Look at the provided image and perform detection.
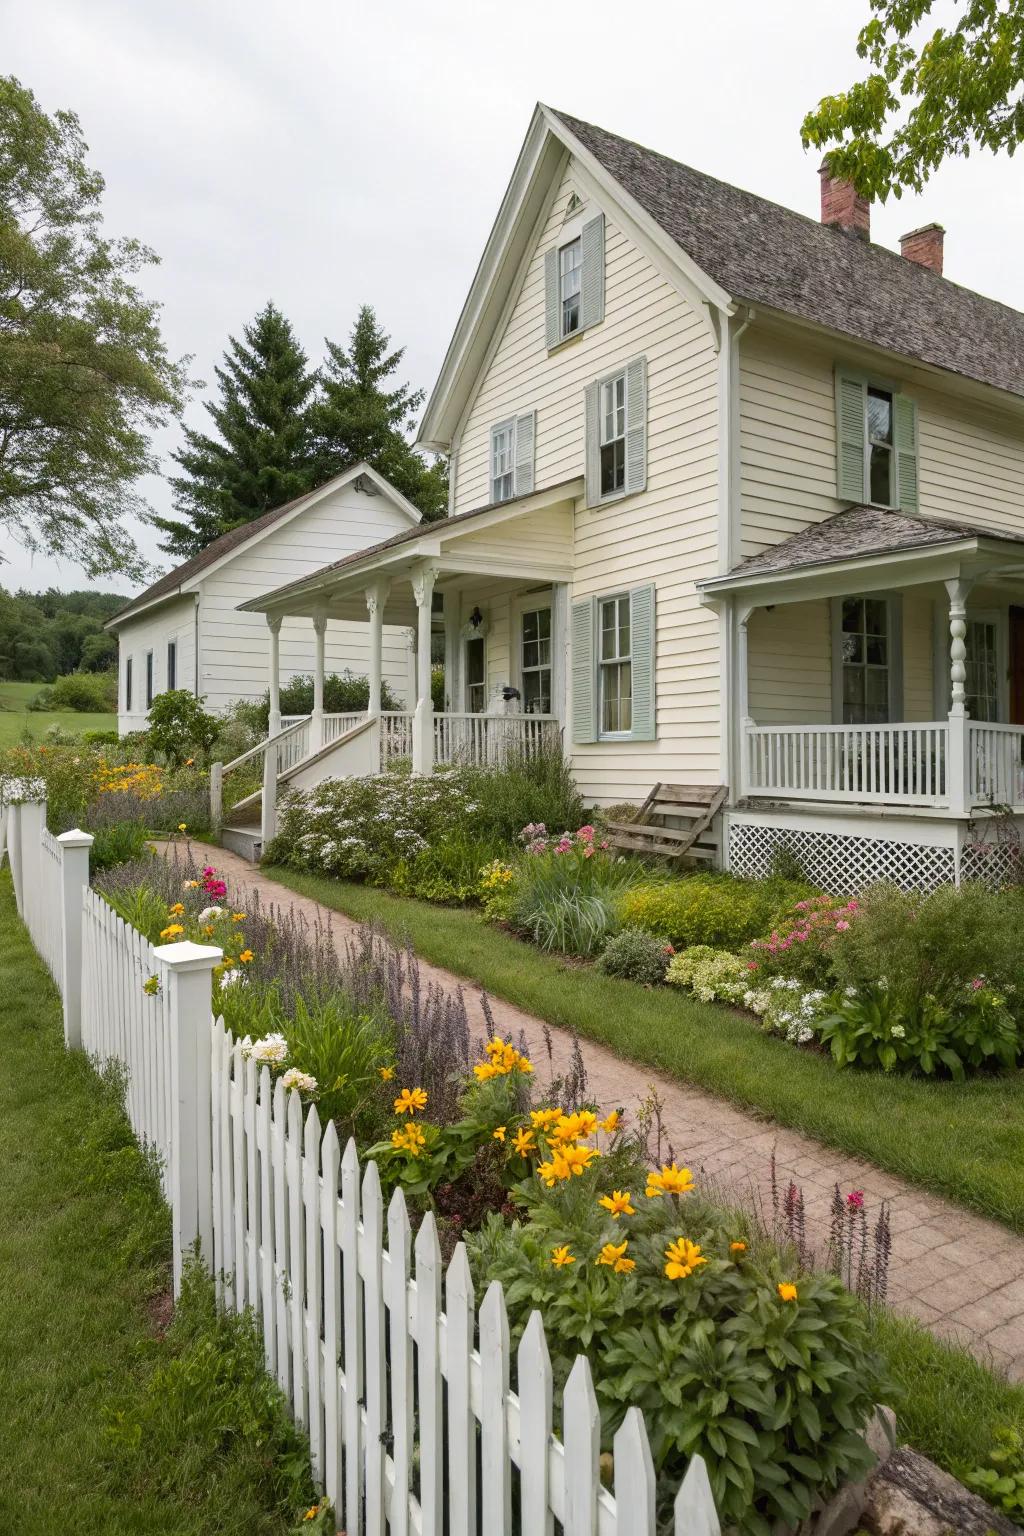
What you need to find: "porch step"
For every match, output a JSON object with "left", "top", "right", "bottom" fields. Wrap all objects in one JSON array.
[
  {"left": 221, "top": 824, "right": 263, "bottom": 863},
  {"left": 605, "top": 783, "right": 727, "bottom": 867}
]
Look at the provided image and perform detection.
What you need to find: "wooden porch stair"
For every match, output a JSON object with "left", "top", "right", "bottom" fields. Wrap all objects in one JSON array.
[{"left": 604, "top": 784, "right": 727, "bottom": 865}]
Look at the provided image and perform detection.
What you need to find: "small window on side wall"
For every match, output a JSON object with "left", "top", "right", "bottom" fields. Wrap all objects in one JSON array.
[
  {"left": 145, "top": 650, "right": 154, "bottom": 709},
  {"left": 125, "top": 656, "right": 133, "bottom": 713},
  {"left": 544, "top": 213, "right": 605, "bottom": 349},
  {"left": 585, "top": 356, "right": 647, "bottom": 507},
  {"left": 167, "top": 639, "right": 177, "bottom": 692},
  {"left": 489, "top": 411, "right": 535, "bottom": 504},
  {"left": 571, "top": 583, "right": 656, "bottom": 743}
]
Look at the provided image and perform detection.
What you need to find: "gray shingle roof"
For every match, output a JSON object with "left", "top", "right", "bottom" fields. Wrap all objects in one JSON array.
[
  {"left": 553, "top": 110, "right": 1024, "bottom": 399},
  {"left": 715, "top": 505, "right": 1024, "bottom": 582}
]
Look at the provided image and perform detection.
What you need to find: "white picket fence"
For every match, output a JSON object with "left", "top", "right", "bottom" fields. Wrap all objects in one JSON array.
[{"left": 3, "top": 795, "right": 721, "bottom": 1536}]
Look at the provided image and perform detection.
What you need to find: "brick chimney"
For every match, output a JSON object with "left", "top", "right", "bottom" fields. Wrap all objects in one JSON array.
[
  {"left": 819, "top": 161, "right": 870, "bottom": 239},
  {"left": 900, "top": 222, "right": 944, "bottom": 275}
]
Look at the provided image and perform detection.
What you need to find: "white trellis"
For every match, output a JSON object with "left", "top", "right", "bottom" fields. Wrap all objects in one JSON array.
[{"left": 3, "top": 794, "right": 721, "bottom": 1536}]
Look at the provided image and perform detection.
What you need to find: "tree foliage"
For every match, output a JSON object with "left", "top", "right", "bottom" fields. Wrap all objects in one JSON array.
[
  {"left": 153, "top": 302, "right": 319, "bottom": 558},
  {"left": 309, "top": 305, "right": 448, "bottom": 522},
  {"left": 802, "top": 0, "right": 1024, "bottom": 200},
  {"left": 0, "top": 76, "right": 187, "bottom": 577},
  {"left": 0, "top": 586, "right": 124, "bottom": 679}
]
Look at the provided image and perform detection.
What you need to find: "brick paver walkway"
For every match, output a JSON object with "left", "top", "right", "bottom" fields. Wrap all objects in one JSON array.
[{"left": 202, "top": 846, "right": 1024, "bottom": 1380}]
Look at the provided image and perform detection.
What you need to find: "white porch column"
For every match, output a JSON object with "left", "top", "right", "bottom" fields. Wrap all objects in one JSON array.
[
  {"left": 267, "top": 615, "right": 282, "bottom": 737},
  {"left": 411, "top": 562, "right": 439, "bottom": 774},
  {"left": 311, "top": 611, "right": 328, "bottom": 750},
  {"left": 736, "top": 603, "right": 754, "bottom": 799},
  {"left": 365, "top": 579, "right": 390, "bottom": 716},
  {"left": 946, "top": 577, "right": 972, "bottom": 816}
]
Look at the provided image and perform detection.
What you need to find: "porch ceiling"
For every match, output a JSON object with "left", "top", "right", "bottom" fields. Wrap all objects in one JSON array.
[{"left": 238, "top": 478, "right": 581, "bottom": 623}]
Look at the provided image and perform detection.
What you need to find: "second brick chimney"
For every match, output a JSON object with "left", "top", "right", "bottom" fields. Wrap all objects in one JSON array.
[
  {"left": 819, "top": 161, "right": 870, "bottom": 239},
  {"left": 900, "top": 223, "right": 945, "bottom": 275}
]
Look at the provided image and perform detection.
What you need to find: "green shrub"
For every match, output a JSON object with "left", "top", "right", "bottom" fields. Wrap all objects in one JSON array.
[
  {"left": 82, "top": 728, "right": 120, "bottom": 746},
  {"left": 389, "top": 833, "right": 506, "bottom": 905},
  {"left": 89, "top": 819, "right": 151, "bottom": 872},
  {"left": 819, "top": 983, "right": 1021, "bottom": 1078},
  {"left": 596, "top": 926, "right": 672, "bottom": 984},
  {"left": 146, "top": 690, "right": 220, "bottom": 766},
  {"left": 31, "top": 670, "right": 116, "bottom": 712},
  {"left": 246, "top": 670, "right": 404, "bottom": 734},
  {"left": 509, "top": 837, "right": 640, "bottom": 956},
  {"left": 622, "top": 874, "right": 811, "bottom": 949},
  {"left": 460, "top": 747, "right": 584, "bottom": 845},
  {"left": 666, "top": 944, "right": 751, "bottom": 1002}
]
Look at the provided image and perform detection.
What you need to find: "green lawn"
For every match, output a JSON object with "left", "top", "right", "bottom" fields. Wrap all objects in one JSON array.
[
  {"left": 0, "top": 679, "right": 116, "bottom": 746},
  {"left": 264, "top": 867, "right": 1024, "bottom": 1234},
  {"left": 0, "top": 871, "right": 315, "bottom": 1535}
]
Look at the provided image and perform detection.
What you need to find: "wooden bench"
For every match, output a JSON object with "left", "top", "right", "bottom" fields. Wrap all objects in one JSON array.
[{"left": 604, "top": 784, "right": 727, "bottom": 865}]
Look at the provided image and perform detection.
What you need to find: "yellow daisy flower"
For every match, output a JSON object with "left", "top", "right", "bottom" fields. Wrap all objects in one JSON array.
[
  {"left": 550, "top": 1245, "right": 575, "bottom": 1267},
  {"left": 598, "top": 1190, "right": 635, "bottom": 1219},
  {"left": 394, "top": 1086, "right": 428, "bottom": 1116}
]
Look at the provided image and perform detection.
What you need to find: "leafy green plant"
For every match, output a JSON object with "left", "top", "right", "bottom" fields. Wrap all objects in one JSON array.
[
  {"left": 146, "top": 690, "right": 219, "bottom": 766},
  {"left": 246, "top": 670, "right": 404, "bottom": 734},
  {"left": 509, "top": 843, "right": 640, "bottom": 957},
  {"left": 621, "top": 875, "right": 811, "bottom": 950},
  {"left": 89, "top": 818, "right": 151, "bottom": 872},
  {"left": 964, "top": 1427, "right": 1024, "bottom": 1526},
  {"left": 30, "top": 670, "right": 116, "bottom": 712},
  {"left": 458, "top": 747, "right": 583, "bottom": 843},
  {"left": 819, "top": 983, "right": 1021, "bottom": 1078},
  {"left": 389, "top": 832, "right": 506, "bottom": 905},
  {"left": 666, "top": 945, "right": 751, "bottom": 1002},
  {"left": 596, "top": 926, "right": 672, "bottom": 984}
]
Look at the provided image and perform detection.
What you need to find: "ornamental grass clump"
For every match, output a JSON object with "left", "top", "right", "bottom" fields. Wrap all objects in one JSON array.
[{"left": 508, "top": 824, "right": 642, "bottom": 956}]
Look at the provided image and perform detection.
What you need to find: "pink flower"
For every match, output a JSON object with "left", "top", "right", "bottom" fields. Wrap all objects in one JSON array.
[
  {"left": 577, "top": 825, "right": 595, "bottom": 841},
  {"left": 846, "top": 1191, "right": 864, "bottom": 1209},
  {"left": 835, "top": 920, "right": 850, "bottom": 932},
  {"left": 747, "top": 961, "right": 759, "bottom": 972},
  {"left": 599, "top": 839, "right": 609, "bottom": 851},
  {"left": 581, "top": 846, "right": 594, "bottom": 858},
  {"left": 971, "top": 977, "right": 984, "bottom": 991}
]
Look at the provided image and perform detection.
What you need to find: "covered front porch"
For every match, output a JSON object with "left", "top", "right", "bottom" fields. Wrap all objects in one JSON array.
[
  {"left": 701, "top": 506, "right": 1024, "bottom": 820},
  {"left": 221, "top": 482, "right": 578, "bottom": 847}
]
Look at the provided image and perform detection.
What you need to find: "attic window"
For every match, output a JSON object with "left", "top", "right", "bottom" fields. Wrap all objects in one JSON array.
[{"left": 564, "top": 191, "right": 583, "bottom": 218}]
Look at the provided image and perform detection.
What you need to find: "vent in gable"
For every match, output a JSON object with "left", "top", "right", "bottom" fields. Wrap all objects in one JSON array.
[{"left": 563, "top": 190, "right": 583, "bottom": 220}]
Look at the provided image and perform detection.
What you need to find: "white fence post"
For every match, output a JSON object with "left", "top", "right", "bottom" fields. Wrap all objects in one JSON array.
[
  {"left": 210, "top": 761, "right": 223, "bottom": 833},
  {"left": 153, "top": 938, "right": 221, "bottom": 1295},
  {"left": 57, "top": 829, "right": 93, "bottom": 1048},
  {"left": 261, "top": 739, "right": 278, "bottom": 845},
  {"left": 6, "top": 800, "right": 24, "bottom": 912}
]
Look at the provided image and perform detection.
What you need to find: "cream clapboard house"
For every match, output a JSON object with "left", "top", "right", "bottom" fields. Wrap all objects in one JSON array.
[
  {"left": 107, "top": 465, "right": 421, "bottom": 733},
  {"left": 224, "top": 105, "right": 1024, "bottom": 889}
]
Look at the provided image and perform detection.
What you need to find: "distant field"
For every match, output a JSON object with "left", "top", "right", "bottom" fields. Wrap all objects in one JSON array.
[{"left": 0, "top": 681, "right": 117, "bottom": 748}]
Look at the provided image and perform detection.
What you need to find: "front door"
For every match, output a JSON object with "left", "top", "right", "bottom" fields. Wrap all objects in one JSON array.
[{"left": 1011, "top": 608, "right": 1024, "bottom": 725}]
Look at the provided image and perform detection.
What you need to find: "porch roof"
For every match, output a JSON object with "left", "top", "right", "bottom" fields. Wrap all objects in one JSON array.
[
  {"left": 698, "top": 505, "right": 1024, "bottom": 605},
  {"left": 237, "top": 478, "right": 580, "bottom": 624}
]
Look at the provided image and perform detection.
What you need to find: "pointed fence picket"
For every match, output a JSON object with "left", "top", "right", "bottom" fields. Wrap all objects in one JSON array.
[{"left": 6, "top": 794, "right": 722, "bottom": 1536}]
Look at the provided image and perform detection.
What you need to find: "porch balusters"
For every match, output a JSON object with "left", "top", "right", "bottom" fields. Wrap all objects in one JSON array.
[
  {"left": 411, "top": 563, "right": 439, "bottom": 775},
  {"left": 945, "top": 577, "right": 972, "bottom": 816}
]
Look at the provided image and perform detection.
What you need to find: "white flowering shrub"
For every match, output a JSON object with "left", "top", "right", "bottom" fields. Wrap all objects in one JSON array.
[
  {"left": 266, "top": 767, "right": 484, "bottom": 884},
  {"left": 665, "top": 946, "right": 750, "bottom": 1003},
  {"left": 742, "top": 977, "right": 833, "bottom": 1044}
]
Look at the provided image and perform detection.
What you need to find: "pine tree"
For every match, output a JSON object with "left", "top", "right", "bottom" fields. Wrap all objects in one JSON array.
[
  {"left": 153, "top": 302, "right": 318, "bottom": 557},
  {"left": 309, "top": 305, "right": 448, "bottom": 522}
]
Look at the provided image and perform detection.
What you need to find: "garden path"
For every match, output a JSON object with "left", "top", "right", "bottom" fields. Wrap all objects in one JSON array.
[{"left": 202, "top": 846, "right": 1024, "bottom": 1381}]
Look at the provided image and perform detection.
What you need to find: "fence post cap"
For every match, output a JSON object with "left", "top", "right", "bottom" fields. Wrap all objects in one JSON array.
[
  {"left": 153, "top": 940, "right": 223, "bottom": 971},
  {"left": 56, "top": 827, "right": 94, "bottom": 848}
]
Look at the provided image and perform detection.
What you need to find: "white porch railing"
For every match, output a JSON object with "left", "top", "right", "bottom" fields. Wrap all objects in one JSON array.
[
  {"left": 380, "top": 711, "right": 413, "bottom": 765},
  {"left": 434, "top": 711, "right": 560, "bottom": 767},
  {"left": 744, "top": 718, "right": 1024, "bottom": 811},
  {"left": 744, "top": 721, "right": 950, "bottom": 806}
]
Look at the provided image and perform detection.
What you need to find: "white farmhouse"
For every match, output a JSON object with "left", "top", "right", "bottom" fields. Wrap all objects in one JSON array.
[{"left": 106, "top": 464, "right": 421, "bottom": 733}]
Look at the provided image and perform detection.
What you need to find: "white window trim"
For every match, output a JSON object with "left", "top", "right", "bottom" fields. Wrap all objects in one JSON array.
[
  {"left": 490, "top": 418, "right": 516, "bottom": 504},
  {"left": 830, "top": 593, "right": 903, "bottom": 725},
  {"left": 145, "top": 649, "right": 154, "bottom": 710},
  {"left": 462, "top": 629, "right": 487, "bottom": 715},
  {"left": 865, "top": 383, "right": 897, "bottom": 511},
  {"left": 593, "top": 363, "right": 629, "bottom": 506},
  {"left": 167, "top": 639, "right": 177, "bottom": 692},
  {"left": 512, "top": 592, "right": 558, "bottom": 717},
  {"left": 931, "top": 602, "right": 1009, "bottom": 721},
  {"left": 597, "top": 590, "right": 633, "bottom": 740},
  {"left": 125, "top": 655, "right": 133, "bottom": 714}
]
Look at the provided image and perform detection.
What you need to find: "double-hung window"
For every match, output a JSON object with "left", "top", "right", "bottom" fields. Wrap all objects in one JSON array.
[
  {"left": 559, "top": 237, "right": 582, "bottom": 339},
  {"left": 599, "top": 371, "right": 627, "bottom": 497},
  {"left": 491, "top": 422, "right": 515, "bottom": 503},
  {"left": 145, "top": 650, "right": 154, "bottom": 710},
  {"left": 521, "top": 607, "right": 552, "bottom": 714},
  {"left": 838, "top": 596, "right": 892, "bottom": 724},
  {"left": 599, "top": 594, "right": 632, "bottom": 734},
  {"left": 867, "top": 388, "right": 894, "bottom": 507},
  {"left": 465, "top": 635, "right": 486, "bottom": 714},
  {"left": 835, "top": 369, "right": 918, "bottom": 510},
  {"left": 166, "top": 639, "right": 177, "bottom": 692},
  {"left": 125, "top": 656, "right": 133, "bottom": 713}
]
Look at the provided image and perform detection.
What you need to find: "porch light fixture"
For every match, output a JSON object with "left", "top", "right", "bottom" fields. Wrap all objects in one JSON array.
[
  {"left": 469, "top": 606, "right": 484, "bottom": 629},
  {"left": 461, "top": 607, "right": 489, "bottom": 640}
]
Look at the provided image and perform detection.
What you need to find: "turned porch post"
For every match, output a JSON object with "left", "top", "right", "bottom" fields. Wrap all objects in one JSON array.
[
  {"left": 945, "top": 577, "right": 972, "bottom": 816},
  {"left": 737, "top": 603, "right": 754, "bottom": 799},
  {"left": 411, "top": 563, "right": 439, "bottom": 774},
  {"left": 311, "top": 611, "right": 328, "bottom": 750},
  {"left": 267, "top": 615, "right": 282, "bottom": 737},
  {"left": 365, "top": 579, "right": 390, "bottom": 716}
]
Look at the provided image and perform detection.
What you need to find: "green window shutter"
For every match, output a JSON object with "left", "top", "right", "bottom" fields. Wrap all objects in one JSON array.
[
  {"left": 514, "top": 410, "right": 535, "bottom": 497},
  {"left": 835, "top": 369, "right": 867, "bottom": 502},
  {"left": 629, "top": 583, "right": 656, "bottom": 741},
  {"left": 544, "top": 247, "right": 560, "bottom": 350},
  {"left": 579, "top": 213, "right": 605, "bottom": 331},
  {"left": 624, "top": 355, "right": 648, "bottom": 496},
  {"left": 571, "top": 597, "right": 597, "bottom": 743},
  {"left": 894, "top": 393, "right": 919, "bottom": 510},
  {"left": 584, "top": 381, "right": 601, "bottom": 507}
]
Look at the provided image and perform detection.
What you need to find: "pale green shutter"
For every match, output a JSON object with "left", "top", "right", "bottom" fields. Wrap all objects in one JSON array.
[
  {"left": 579, "top": 213, "right": 605, "bottom": 331},
  {"left": 624, "top": 356, "right": 648, "bottom": 496},
  {"left": 894, "top": 393, "right": 919, "bottom": 510},
  {"left": 544, "top": 247, "right": 560, "bottom": 350},
  {"left": 514, "top": 410, "right": 535, "bottom": 497},
  {"left": 629, "top": 583, "right": 656, "bottom": 741},
  {"left": 571, "top": 597, "right": 597, "bottom": 743},
  {"left": 584, "top": 381, "right": 601, "bottom": 507},
  {"left": 835, "top": 369, "right": 867, "bottom": 502}
]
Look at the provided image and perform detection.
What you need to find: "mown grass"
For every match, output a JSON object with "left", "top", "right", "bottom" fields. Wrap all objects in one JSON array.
[
  {"left": 264, "top": 868, "right": 1024, "bottom": 1234},
  {"left": 0, "top": 870, "right": 315, "bottom": 1535},
  {"left": 0, "top": 678, "right": 115, "bottom": 745}
]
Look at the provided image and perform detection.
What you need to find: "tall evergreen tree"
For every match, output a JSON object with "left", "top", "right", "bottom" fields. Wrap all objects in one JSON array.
[
  {"left": 153, "top": 302, "right": 318, "bottom": 557},
  {"left": 310, "top": 305, "right": 448, "bottom": 522}
]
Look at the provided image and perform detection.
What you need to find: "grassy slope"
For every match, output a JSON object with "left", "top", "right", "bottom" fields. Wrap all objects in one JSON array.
[
  {"left": 264, "top": 868, "right": 1024, "bottom": 1233},
  {"left": 0, "top": 679, "right": 115, "bottom": 746},
  {"left": 0, "top": 871, "right": 311, "bottom": 1535}
]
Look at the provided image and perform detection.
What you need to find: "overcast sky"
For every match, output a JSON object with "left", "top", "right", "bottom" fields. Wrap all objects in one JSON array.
[{"left": 4, "top": 0, "right": 1022, "bottom": 598}]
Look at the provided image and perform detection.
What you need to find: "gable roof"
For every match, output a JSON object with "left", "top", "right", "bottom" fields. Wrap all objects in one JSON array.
[
  {"left": 106, "top": 464, "right": 422, "bottom": 629},
  {"left": 698, "top": 504, "right": 1024, "bottom": 591},
  {"left": 420, "top": 105, "right": 1024, "bottom": 447},
  {"left": 551, "top": 110, "right": 1024, "bottom": 400}
]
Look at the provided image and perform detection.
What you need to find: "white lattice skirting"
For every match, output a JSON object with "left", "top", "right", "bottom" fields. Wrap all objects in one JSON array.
[{"left": 728, "top": 820, "right": 956, "bottom": 894}]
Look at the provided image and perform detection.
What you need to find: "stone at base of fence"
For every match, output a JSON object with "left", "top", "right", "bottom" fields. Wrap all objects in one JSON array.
[{"left": 800, "top": 1405, "right": 896, "bottom": 1536}]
